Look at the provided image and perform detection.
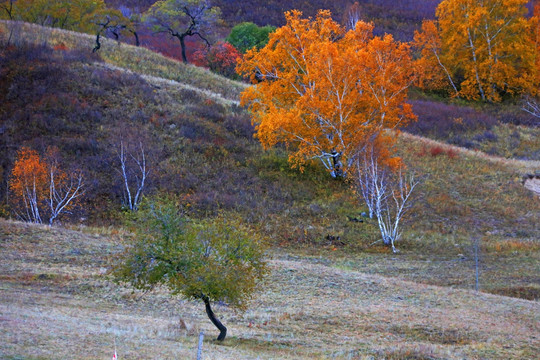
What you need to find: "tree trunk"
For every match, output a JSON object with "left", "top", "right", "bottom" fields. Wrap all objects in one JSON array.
[
  {"left": 179, "top": 35, "right": 188, "bottom": 64},
  {"left": 133, "top": 31, "right": 140, "bottom": 47},
  {"left": 203, "top": 296, "right": 227, "bottom": 341},
  {"left": 93, "top": 33, "right": 101, "bottom": 53}
]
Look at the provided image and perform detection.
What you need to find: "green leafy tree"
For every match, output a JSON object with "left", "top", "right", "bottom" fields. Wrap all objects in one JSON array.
[
  {"left": 226, "top": 22, "right": 275, "bottom": 54},
  {"left": 143, "top": 0, "right": 221, "bottom": 63},
  {"left": 113, "top": 200, "right": 267, "bottom": 341}
]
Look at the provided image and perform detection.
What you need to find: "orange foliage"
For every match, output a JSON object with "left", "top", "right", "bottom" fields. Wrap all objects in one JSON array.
[
  {"left": 533, "top": 1, "right": 540, "bottom": 87},
  {"left": 9, "top": 146, "right": 84, "bottom": 225},
  {"left": 9, "top": 147, "right": 48, "bottom": 201},
  {"left": 9, "top": 147, "right": 48, "bottom": 223},
  {"left": 432, "top": 0, "right": 535, "bottom": 102},
  {"left": 237, "top": 10, "right": 415, "bottom": 175},
  {"left": 413, "top": 20, "right": 458, "bottom": 97}
]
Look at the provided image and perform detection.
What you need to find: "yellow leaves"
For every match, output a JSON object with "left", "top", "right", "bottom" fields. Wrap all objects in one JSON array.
[
  {"left": 238, "top": 10, "right": 415, "bottom": 174},
  {"left": 10, "top": 0, "right": 108, "bottom": 32},
  {"left": 413, "top": 20, "right": 452, "bottom": 93},
  {"left": 532, "top": 2, "right": 540, "bottom": 89},
  {"left": 422, "top": 0, "right": 535, "bottom": 102}
]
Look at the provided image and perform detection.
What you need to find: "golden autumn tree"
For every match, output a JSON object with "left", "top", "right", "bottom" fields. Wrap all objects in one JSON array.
[
  {"left": 413, "top": 20, "right": 459, "bottom": 97},
  {"left": 237, "top": 10, "right": 415, "bottom": 177},
  {"left": 9, "top": 147, "right": 84, "bottom": 226},
  {"left": 533, "top": 1, "right": 540, "bottom": 87},
  {"left": 523, "top": 1, "right": 540, "bottom": 118},
  {"left": 416, "top": 0, "right": 536, "bottom": 102},
  {"left": 9, "top": 147, "right": 48, "bottom": 224}
]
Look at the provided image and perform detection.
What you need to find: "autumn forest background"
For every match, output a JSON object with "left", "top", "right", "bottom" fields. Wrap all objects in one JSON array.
[{"left": 0, "top": 0, "right": 539, "bottom": 359}]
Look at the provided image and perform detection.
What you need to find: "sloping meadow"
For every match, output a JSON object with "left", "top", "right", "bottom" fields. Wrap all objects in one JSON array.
[
  {"left": 0, "top": 219, "right": 539, "bottom": 359},
  {"left": 0, "top": 21, "right": 538, "bottom": 301}
]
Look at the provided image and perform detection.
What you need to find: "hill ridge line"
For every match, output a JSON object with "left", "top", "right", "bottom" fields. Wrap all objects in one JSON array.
[
  {"left": 400, "top": 131, "right": 540, "bottom": 173},
  {"left": 95, "top": 62, "right": 241, "bottom": 106}
]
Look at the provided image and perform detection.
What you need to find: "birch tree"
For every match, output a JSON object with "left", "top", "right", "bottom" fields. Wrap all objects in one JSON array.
[
  {"left": 9, "top": 148, "right": 47, "bottom": 224},
  {"left": 343, "top": 1, "right": 362, "bottom": 30},
  {"left": 417, "top": 0, "right": 536, "bottom": 102},
  {"left": 413, "top": 20, "right": 460, "bottom": 97},
  {"left": 46, "top": 149, "right": 84, "bottom": 226},
  {"left": 355, "top": 146, "right": 419, "bottom": 252},
  {"left": 238, "top": 10, "right": 415, "bottom": 177},
  {"left": 523, "top": 97, "right": 540, "bottom": 119},
  {"left": 9, "top": 147, "right": 84, "bottom": 225},
  {"left": 117, "top": 141, "right": 149, "bottom": 211}
]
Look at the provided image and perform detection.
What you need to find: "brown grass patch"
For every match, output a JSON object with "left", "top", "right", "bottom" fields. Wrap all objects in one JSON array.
[
  {"left": 490, "top": 286, "right": 540, "bottom": 301},
  {"left": 389, "top": 324, "right": 480, "bottom": 345},
  {"left": 2, "top": 220, "right": 539, "bottom": 359}
]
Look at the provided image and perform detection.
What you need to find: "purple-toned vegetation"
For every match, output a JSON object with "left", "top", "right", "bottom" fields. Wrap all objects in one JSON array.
[{"left": 407, "top": 100, "right": 497, "bottom": 143}]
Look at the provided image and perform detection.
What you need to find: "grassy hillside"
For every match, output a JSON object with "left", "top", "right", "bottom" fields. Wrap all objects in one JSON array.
[
  {"left": 407, "top": 98, "right": 540, "bottom": 160},
  {"left": 0, "top": 21, "right": 539, "bottom": 298},
  {"left": 0, "top": 19, "right": 539, "bottom": 359},
  {"left": 1, "top": 219, "right": 539, "bottom": 360}
]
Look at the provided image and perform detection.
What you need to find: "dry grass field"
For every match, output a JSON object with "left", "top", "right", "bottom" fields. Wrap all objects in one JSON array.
[{"left": 1, "top": 219, "right": 539, "bottom": 360}]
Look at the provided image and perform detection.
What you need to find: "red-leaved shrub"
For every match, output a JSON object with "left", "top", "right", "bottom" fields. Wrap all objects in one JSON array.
[
  {"left": 53, "top": 43, "right": 69, "bottom": 51},
  {"left": 192, "top": 41, "right": 241, "bottom": 79},
  {"left": 430, "top": 146, "right": 444, "bottom": 157}
]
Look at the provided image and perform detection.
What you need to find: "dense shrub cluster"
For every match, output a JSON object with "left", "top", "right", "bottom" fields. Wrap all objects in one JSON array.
[{"left": 406, "top": 100, "right": 498, "bottom": 144}]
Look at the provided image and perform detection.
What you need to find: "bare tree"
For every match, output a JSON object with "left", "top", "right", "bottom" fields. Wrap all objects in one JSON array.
[
  {"left": 523, "top": 97, "right": 540, "bottom": 120},
  {"left": 343, "top": 1, "right": 362, "bottom": 30},
  {"left": 355, "top": 150, "right": 378, "bottom": 219},
  {"left": 21, "top": 175, "right": 43, "bottom": 224},
  {"left": 48, "top": 161, "right": 84, "bottom": 226},
  {"left": 355, "top": 148, "right": 420, "bottom": 253},
  {"left": 118, "top": 141, "right": 149, "bottom": 211}
]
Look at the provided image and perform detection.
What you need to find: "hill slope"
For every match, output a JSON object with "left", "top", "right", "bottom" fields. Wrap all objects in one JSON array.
[
  {"left": 0, "top": 21, "right": 539, "bottom": 298},
  {"left": 1, "top": 219, "right": 539, "bottom": 359}
]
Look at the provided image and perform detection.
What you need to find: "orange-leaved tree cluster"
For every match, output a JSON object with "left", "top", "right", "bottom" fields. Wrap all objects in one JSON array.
[
  {"left": 9, "top": 147, "right": 84, "bottom": 226},
  {"left": 237, "top": 10, "right": 415, "bottom": 178},
  {"left": 9, "top": 147, "right": 48, "bottom": 224},
  {"left": 533, "top": 1, "right": 540, "bottom": 87},
  {"left": 414, "top": 0, "right": 537, "bottom": 102}
]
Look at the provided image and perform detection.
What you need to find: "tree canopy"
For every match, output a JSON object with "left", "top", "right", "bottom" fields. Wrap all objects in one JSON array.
[
  {"left": 415, "top": 0, "right": 536, "bottom": 102},
  {"left": 238, "top": 10, "right": 415, "bottom": 177},
  {"left": 0, "top": 0, "right": 107, "bottom": 30},
  {"left": 143, "top": 0, "right": 221, "bottom": 63},
  {"left": 226, "top": 22, "right": 275, "bottom": 54},
  {"left": 113, "top": 200, "right": 267, "bottom": 340}
]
